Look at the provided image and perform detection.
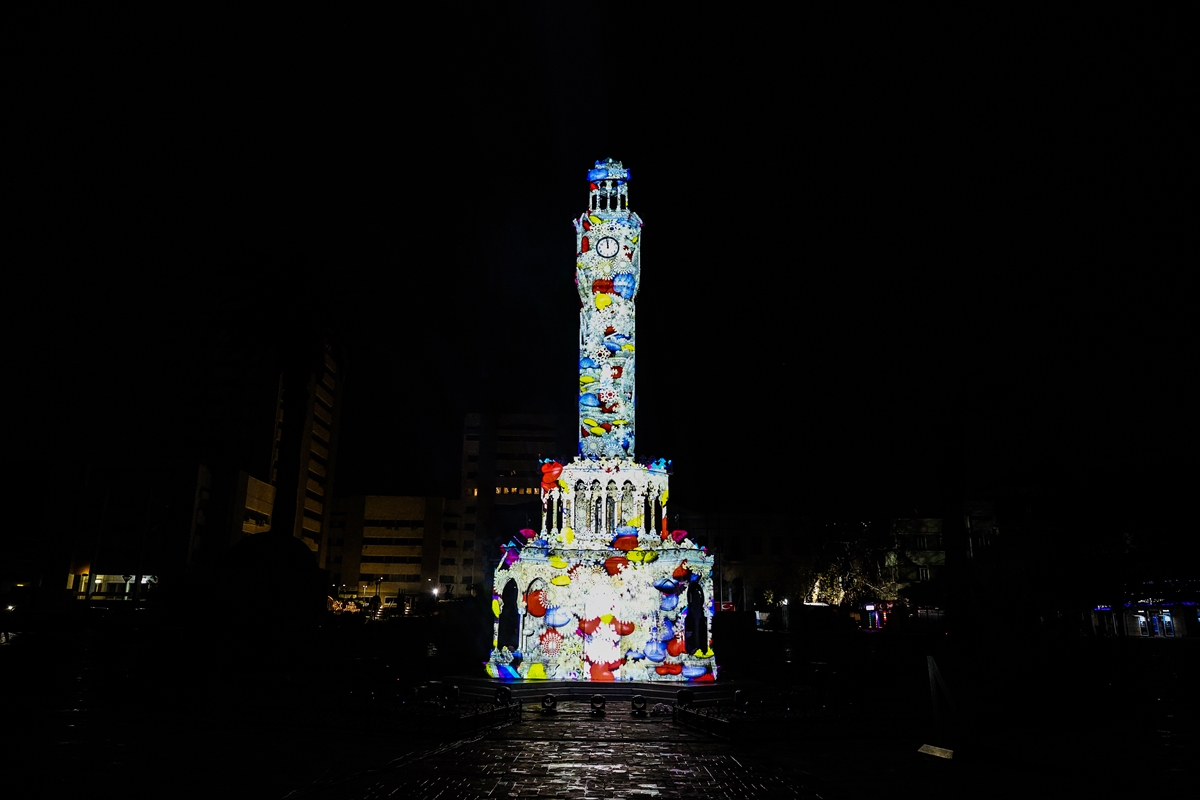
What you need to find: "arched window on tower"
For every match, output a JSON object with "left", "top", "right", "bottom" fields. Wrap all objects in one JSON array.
[
  {"left": 574, "top": 481, "right": 587, "bottom": 533},
  {"left": 603, "top": 181, "right": 619, "bottom": 212},
  {"left": 544, "top": 493, "right": 557, "bottom": 533},
  {"left": 685, "top": 579, "right": 708, "bottom": 654},
  {"left": 606, "top": 481, "right": 617, "bottom": 536},
  {"left": 620, "top": 482, "right": 635, "bottom": 527},
  {"left": 498, "top": 579, "right": 520, "bottom": 650},
  {"left": 590, "top": 480, "right": 603, "bottom": 534},
  {"left": 643, "top": 484, "right": 654, "bottom": 535}
]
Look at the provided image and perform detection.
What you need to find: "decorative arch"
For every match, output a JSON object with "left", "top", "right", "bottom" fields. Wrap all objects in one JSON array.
[
  {"left": 590, "top": 480, "right": 603, "bottom": 534},
  {"left": 685, "top": 579, "right": 708, "bottom": 654},
  {"left": 619, "top": 482, "right": 635, "bottom": 526},
  {"left": 605, "top": 480, "right": 617, "bottom": 536},
  {"left": 498, "top": 578, "right": 520, "bottom": 650},
  {"left": 574, "top": 480, "right": 587, "bottom": 533}
]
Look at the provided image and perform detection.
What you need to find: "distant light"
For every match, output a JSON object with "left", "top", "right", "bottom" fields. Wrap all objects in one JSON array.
[
  {"left": 918, "top": 744, "right": 953, "bottom": 759},
  {"left": 865, "top": 604, "right": 875, "bottom": 611}
]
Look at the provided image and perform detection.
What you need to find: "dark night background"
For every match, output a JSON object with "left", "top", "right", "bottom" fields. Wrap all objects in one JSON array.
[
  {"left": 12, "top": 7, "right": 1186, "bottom": 523},
  {"left": 4, "top": 9, "right": 1195, "bottom": 797}
]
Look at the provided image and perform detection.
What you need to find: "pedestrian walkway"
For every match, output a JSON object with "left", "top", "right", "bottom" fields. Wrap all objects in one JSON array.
[{"left": 290, "top": 701, "right": 829, "bottom": 799}]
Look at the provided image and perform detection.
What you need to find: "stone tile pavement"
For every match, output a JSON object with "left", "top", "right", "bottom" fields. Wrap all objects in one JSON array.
[
  {"left": 282, "top": 697, "right": 1198, "bottom": 800},
  {"left": 291, "top": 702, "right": 831, "bottom": 799}
]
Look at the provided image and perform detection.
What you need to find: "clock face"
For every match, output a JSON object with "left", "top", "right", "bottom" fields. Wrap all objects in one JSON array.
[{"left": 596, "top": 236, "right": 620, "bottom": 259}]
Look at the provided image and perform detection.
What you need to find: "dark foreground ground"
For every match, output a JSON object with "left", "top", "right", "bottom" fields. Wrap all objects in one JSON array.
[{"left": 2, "top": 613, "right": 1195, "bottom": 798}]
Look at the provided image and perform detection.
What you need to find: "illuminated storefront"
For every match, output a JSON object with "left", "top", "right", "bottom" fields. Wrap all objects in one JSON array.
[{"left": 1091, "top": 602, "right": 1196, "bottom": 638}]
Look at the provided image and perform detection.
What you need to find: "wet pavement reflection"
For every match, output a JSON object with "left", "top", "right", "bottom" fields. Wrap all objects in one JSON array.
[{"left": 3, "top": 626, "right": 1196, "bottom": 799}]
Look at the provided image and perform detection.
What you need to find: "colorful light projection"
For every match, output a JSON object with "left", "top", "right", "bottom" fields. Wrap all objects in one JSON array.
[
  {"left": 575, "top": 157, "right": 640, "bottom": 460},
  {"left": 487, "top": 458, "right": 717, "bottom": 682},
  {"left": 486, "top": 161, "right": 717, "bottom": 682}
]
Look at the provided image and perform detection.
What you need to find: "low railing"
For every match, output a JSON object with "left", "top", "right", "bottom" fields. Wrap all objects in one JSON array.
[
  {"left": 673, "top": 703, "right": 735, "bottom": 738},
  {"left": 456, "top": 700, "right": 522, "bottom": 735},
  {"left": 403, "top": 683, "right": 524, "bottom": 738},
  {"left": 672, "top": 687, "right": 818, "bottom": 740}
]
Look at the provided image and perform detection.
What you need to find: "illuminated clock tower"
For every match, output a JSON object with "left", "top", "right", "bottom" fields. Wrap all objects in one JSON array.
[{"left": 486, "top": 160, "right": 718, "bottom": 683}]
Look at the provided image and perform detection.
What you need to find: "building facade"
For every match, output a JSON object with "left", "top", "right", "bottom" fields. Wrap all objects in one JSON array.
[
  {"left": 460, "top": 412, "right": 567, "bottom": 590},
  {"left": 272, "top": 342, "right": 343, "bottom": 554},
  {"left": 62, "top": 322, "right": 344, "bottom": 603},
  {"left": 325, "top": 495, "right": 476, "bottom": 606}
]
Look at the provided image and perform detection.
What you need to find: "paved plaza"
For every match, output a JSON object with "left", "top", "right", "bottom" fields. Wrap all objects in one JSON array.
[
  {"left": 278, "top": 696, "right": 1008, "bottom": 800},
  {"left": 5, "top": 629, "right": 1195, "bottom": 799}
]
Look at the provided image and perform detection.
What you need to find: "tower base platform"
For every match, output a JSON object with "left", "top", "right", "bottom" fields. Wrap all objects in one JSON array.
[{"left": 442, "top": 675, "right": 748, "bottom": 706}]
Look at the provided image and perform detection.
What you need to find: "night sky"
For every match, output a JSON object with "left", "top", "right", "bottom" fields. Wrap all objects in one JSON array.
[{"left": 14, "top": 8, "right": 1186, "bottom": 524}]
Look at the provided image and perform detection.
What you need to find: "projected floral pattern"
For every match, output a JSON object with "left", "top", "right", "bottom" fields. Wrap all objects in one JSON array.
[{"left": 485, "top": 499, "right": 718, "bottom": 683}]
